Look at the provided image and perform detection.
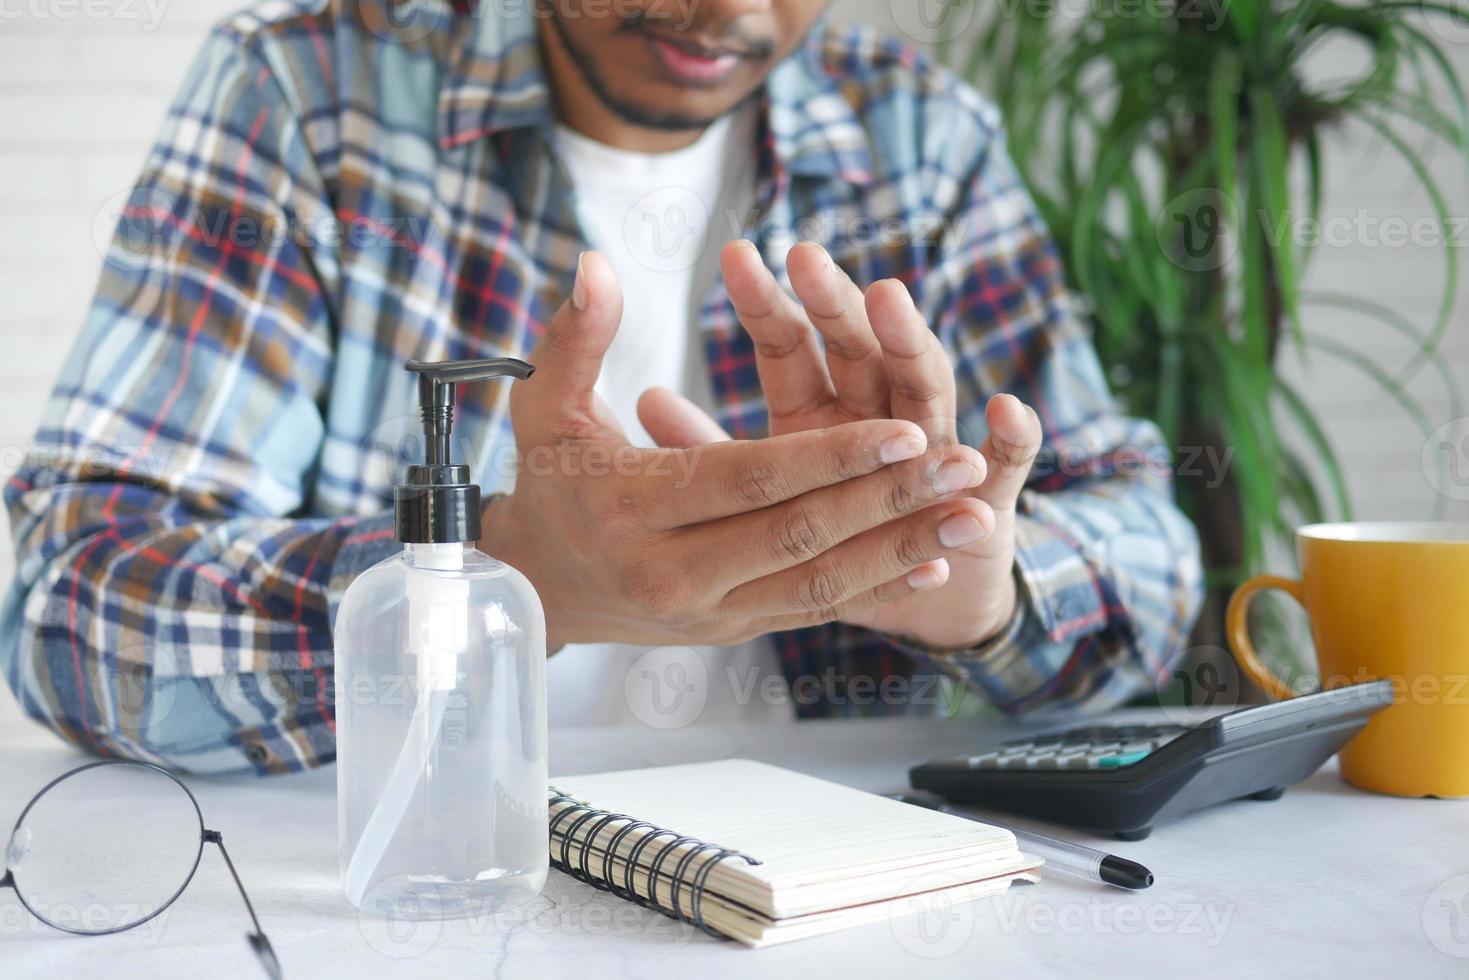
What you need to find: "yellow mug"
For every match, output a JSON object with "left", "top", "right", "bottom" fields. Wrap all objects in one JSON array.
[{"left": 1227, "top": 522, "right": 1469, "bottom": 798}]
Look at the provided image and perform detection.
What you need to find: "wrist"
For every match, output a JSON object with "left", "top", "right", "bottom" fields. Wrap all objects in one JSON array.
[
  {"left": 479, "top": 492, "right": 566, "bottom": 653},
  {"left": 476, "top": 489, "right": 517, "bottom": 575},
  {"left": 479, "top": 491, "right": 509, "bottom": 548},
  {"left": 909, "top": 563, "right": 1021, "bottom": 653},
  {"left": 973, "top": 568, "right": 1019, "bottom": 645}
]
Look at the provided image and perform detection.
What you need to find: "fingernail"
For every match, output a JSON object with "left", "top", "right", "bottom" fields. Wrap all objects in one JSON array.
[
  {"left": 572, "top": 253, "right": 589, "bottom": 312},
  {"left": 938, "top": 514, "right": 986, "bottom": 549},
  {"left": 906, "top": 560, "right": 949, "bottom": 591},
  {"left": 880, "top": 434, "right": 926, "bottom": 464},
  {"left": 934, "top": 460, "right": 980, "bottom": 495}
]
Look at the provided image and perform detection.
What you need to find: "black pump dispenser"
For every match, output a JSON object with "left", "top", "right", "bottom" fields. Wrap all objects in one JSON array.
[{"left": 395, "top": 358, "right": 535, "bottom": 545}]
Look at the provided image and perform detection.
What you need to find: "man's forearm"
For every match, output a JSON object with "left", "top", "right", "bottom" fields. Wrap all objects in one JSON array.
[{"left": 1, "top": 475, "right": 399, "bottom": 772}]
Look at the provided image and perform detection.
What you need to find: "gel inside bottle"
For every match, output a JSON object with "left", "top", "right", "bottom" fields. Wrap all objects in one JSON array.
[{"left": 334, "top": 358, "right": 547, "bottom": 919}]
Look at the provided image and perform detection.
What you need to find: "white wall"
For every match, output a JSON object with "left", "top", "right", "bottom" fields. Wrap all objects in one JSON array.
[{"left": 1, "top": 1, "right": 1467, "bottom": 726}]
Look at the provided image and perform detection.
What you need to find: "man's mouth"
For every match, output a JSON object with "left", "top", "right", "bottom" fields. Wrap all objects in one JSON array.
[{"left": 643, "top": 33, "right": 756, "bottom": 86}]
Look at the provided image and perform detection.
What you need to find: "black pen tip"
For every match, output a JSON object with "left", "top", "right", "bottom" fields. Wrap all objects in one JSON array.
[{"left": 1099, "top": 856, "right": 1154, "bottom": 890}]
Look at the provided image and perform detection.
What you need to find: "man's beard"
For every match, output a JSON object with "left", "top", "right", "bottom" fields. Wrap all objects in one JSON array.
[{"left": 545, "top": 7, "right": 773, "bottom": 133}]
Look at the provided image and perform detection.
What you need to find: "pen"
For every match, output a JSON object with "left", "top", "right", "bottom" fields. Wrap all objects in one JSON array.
[{"left": 887, "top": 793, "right": 1155, "bottom": 890}]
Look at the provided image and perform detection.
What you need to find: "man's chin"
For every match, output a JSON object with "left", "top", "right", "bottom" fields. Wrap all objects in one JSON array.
[{"left": 595, "top": 86, "right": 751, "bottom": 133}]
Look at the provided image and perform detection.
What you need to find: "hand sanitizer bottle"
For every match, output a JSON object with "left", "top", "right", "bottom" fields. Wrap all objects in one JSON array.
[{"left": 334, "top": 357, "right": 547, "bottom": 919}]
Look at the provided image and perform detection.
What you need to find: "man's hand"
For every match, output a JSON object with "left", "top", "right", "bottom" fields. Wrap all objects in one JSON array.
[
  {"left": 640, "top": 241, "right": 1044, "bottom": 650},
  {"left": 484, "top": 252, "right": 992, "bottom": 651}
]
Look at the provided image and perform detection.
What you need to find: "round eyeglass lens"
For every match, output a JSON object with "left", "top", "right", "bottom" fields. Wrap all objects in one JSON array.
[{"left": 6, "top": 763, "right": 204, "bottom": 934}]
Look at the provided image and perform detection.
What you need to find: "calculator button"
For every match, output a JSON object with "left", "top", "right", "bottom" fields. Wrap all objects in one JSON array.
[{"left": 970, "top": 723, "right": 1187, "bottom": 773}]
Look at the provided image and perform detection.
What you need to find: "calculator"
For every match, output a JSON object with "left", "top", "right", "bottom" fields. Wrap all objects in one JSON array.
[{"left": 909, "top": 680, "right": 1396, "bottom": 840}]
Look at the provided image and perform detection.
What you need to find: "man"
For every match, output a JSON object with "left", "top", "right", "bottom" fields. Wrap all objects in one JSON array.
[{"left": 1, "top": 0, "right": 1202, "bottom": 773}]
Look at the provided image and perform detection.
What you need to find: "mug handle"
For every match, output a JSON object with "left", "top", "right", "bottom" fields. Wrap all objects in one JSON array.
[{"left": 1226, "top": 575, "right": 1306, "bottom": 702}]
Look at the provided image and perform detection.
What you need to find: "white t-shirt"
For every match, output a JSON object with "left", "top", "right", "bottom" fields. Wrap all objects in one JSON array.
[{"left": 546, "top": 106, "right": 791, "bottom": 729}]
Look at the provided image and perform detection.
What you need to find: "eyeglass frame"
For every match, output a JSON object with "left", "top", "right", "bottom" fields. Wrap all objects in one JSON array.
[{"left": 0, "top": 759, "right": 281, "bottom": 978}]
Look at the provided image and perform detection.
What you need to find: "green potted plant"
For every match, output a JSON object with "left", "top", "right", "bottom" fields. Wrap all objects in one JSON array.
[{"left": 934, "top": 0, "right": 1467, "bottom": 670}]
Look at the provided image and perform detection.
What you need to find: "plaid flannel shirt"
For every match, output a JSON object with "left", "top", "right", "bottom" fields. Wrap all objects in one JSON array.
[{"left": 1, "top": 0, "right": 1203, "bottom": 774}]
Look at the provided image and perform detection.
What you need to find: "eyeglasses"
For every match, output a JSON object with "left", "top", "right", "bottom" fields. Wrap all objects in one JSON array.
[{"left": 1, "top": 760, "right": 281, "bottom": 979}]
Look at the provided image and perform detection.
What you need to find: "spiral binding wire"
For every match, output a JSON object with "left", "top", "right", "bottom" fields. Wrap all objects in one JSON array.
[{"left": 547, "top": 790, "right": 762, "bottom": 938}]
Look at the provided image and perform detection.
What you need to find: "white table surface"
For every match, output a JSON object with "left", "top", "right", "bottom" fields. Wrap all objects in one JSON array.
[{"left": 3, "top": 713, "right": 1468, "bottom": 978}]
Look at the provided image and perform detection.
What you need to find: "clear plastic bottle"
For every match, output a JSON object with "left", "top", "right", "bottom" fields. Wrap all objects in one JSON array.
[{"left": 333, "top": 358, "right": 547, "bottom": 920}]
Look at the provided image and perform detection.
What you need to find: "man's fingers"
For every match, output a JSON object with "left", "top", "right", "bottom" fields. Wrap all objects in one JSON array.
[
  {"left": 864, "top": 279, "right": 958, "bottom": 445},
  {"left": 757, "top": 559, "right": 952, "bottom": 635},
  {"left": 722, "top": 497, "right": 994, "bottom": 619},
  {"left": 642, "top": 418, "right": 929, "bottom": 527},
  {"left": 514, "top": 252, "right": 624, "bottom": 439},
  {"left": 637, "top": 387, "right": 731, "bottom": 449},
  {"left": 721, "top": 240, "right": 835, "bottom": 425},
  {"left": 895, "top": 558, "right": 952, "bottom": 594},
  {"left": 977, "top": 394, "right": 1043, "bottom": 514},
  {"left": 684, "top": 443, "right": 986, "bottom": 589},
  {"left": 787, "top": 242, "right": 891, "bottom": 419}
]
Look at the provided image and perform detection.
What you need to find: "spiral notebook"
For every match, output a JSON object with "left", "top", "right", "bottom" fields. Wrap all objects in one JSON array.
[{"left": 547, "top": 759, "right": 1040, "bottom": 947}]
